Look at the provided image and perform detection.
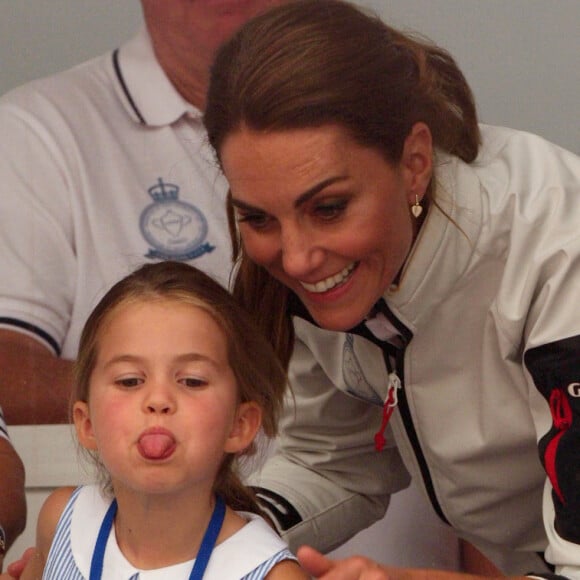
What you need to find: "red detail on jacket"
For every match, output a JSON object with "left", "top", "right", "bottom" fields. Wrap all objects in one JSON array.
[
  {"left": 375, "top": 388, "right": 396, "bottom": 452},
  {"left": 545, "top": 389, "right": 573, "bottom": 503}
]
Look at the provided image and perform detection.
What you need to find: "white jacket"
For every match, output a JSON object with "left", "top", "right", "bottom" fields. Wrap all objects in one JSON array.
[{"left": 250, "top": 125, "right": 580, "bottom": 578}]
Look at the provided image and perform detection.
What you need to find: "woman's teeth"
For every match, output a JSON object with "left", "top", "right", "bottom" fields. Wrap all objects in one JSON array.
[{"left": 300, "top": 263, "right": 356, "bottom": 293}]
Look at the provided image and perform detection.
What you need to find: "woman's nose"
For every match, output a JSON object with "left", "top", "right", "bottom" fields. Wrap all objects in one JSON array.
[{"left": 280, "top": 227, "right": 324, "bottom": 278}]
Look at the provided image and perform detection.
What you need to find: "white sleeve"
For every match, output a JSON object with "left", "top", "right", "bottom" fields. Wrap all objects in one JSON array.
[
  {"left": 517, "top": 143, "right": 580, "bottom": 578},
  {"left": 249, "top": 334, "right": 410, "bottom": 553},
  {"left": 0, "top": 94, "right": 77, "bottom": 353}
]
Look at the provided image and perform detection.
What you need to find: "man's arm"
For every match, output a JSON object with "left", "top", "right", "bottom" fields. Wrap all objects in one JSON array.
[
  {"left": 0, "top": 435, "right": 26, "bottom": 571},
  {"left": 0, "top": 330, "right": 73, "bottom": 425},
  {"left": 0, "top": 93, "right": 79, "bottom": 427}
]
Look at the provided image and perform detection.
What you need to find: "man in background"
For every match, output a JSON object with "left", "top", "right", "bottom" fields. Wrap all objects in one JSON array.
[{"left": 0, "top": 0, "right": 286, "bottom": 561}]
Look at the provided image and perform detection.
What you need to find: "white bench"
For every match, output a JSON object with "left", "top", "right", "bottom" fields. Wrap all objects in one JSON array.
[{"left": 7, "top": 425, "right": 95, "bottom": 563}]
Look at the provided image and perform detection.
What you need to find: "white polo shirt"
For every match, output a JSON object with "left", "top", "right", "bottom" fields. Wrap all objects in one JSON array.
[{"left": 0, "top": 28, "right": 232, "bottom": 359}]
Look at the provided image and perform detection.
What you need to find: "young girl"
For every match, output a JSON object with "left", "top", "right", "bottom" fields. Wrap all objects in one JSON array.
[{"left": 14, "top": 261, "right": 309, "bottom": 579}]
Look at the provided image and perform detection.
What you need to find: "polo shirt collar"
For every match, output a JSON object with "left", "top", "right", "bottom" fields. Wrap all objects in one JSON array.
[{"left": 112, "top": 27, "right": 201, "bottom": 126}]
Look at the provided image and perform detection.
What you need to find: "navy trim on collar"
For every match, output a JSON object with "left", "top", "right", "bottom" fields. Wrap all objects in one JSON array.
[{"left": 112, "top": 48, "right": 145, "bottom": 125}]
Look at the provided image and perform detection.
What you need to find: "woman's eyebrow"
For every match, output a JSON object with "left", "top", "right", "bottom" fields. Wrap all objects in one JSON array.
[
  {"left": 231, "top": 175, "right": 348, "bottom": 212},
  {"left": 230, "top": 197, "right": 261, "bottom": 212},
  {"left": 293, "top": 176, "right": 348, "bottom": 208}
]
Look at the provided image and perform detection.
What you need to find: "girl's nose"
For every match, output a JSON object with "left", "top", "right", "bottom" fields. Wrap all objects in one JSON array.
[
  {"left": 144, "top": 382, "right": 176, "bottom": 415},
  {"left": 146, "top": 400, "right": 173, "bottom": 414}
]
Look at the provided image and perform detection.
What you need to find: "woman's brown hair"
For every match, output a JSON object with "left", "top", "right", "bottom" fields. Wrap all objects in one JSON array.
[
  {"left": 204, "top": 0, "right": 481, "bottom": 365},
  {"left": 74, "top": 261, "right": 287, "bottom": 514}
]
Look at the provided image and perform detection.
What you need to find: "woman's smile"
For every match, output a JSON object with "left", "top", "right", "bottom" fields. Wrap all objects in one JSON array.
[{"left": 299, "top": 262, "right": 358, "bottom": 294}]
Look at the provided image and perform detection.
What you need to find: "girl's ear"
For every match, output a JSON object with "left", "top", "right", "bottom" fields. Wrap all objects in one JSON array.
[
  {"left": 401, "top": 121, "right": 433, "bottom": 205},
  {"left": 73, "top": 401, "right": 98, "bottom": 451},
  {"left": 224, "top": 401, "right": 262, "bottom": 454}
]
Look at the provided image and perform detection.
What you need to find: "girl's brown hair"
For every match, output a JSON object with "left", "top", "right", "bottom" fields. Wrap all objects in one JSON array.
[
  {"left": 74, "top": 261, "right": 287, "bottom": 514},
  {"left": 203, "top": 0, "right": 481, "bottom": 366}
]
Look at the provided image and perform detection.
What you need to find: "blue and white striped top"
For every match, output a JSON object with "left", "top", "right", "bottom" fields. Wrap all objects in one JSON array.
[
  {"left": 0, "top": 406, "right": 9, "bottom": 440},
  {"left": 43, "top": 485, "right": 297, "bottom": 579}
]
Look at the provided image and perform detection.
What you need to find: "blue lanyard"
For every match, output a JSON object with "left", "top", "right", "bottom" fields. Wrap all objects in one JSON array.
[{"left": 89, "top": 496, "right": 226, "bottom": 580}]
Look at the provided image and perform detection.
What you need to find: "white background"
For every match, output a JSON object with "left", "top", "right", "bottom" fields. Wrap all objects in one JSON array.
[{"left": 1, "top": 0, "right": 578, "bottom": 152}]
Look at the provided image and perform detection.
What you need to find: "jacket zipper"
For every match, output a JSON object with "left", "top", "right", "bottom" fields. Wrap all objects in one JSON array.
[{"left": 382, "top": 305, "right": 451, "bottom": 526}]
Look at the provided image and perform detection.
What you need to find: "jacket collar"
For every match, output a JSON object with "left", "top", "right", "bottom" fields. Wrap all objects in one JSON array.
[
  {"left": 384, "top": 152, "right": 484, "bottom": 329},
  {"left": 111, "top": 27, "right": 201, "bottom": 127}
]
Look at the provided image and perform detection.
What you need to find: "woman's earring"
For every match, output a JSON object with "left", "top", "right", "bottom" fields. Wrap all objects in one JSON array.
[{"left": 411, "top": 194, "right": 423, "bottom": 218}]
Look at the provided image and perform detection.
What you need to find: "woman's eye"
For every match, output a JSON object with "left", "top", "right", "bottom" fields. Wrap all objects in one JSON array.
[
  {"left": 314, "top": 200, "right": 347, "bottom": 220},
  {"left": 235, "top": 210, "right": 272, "bottom": 230}
]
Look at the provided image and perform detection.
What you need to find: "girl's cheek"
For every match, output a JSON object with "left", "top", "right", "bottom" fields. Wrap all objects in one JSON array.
[{"left": 93, "top": 399, "right": 127, "bottom": 435}]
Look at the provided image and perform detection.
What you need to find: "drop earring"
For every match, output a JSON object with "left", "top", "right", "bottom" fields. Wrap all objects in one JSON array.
[{"left": 411, "top": 194, "right": 423, "bottom": 218}]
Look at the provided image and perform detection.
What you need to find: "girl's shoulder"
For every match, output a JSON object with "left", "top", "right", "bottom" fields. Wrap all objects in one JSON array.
[
  {"left": 265, "top": 558, "right": 310, "bottom": 579},
  {"left": 37, "top": 486, "right": 77, "bottom": 544}
]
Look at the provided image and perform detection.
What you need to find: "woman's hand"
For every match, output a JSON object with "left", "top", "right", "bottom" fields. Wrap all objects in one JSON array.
[
  {"left": 297, "top": 546, "right": 392, "bottom": 579},
  {"left": 297, "top": 546, "right": 519, "bottom": 580},
  {"left": 4, "top": 548, "right": 35, "bottom": 579}
]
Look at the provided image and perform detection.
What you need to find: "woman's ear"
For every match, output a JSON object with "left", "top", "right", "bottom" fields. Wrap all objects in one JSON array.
[
  {"left": 401, "top": 122, "right": 433, "bottom": 204},
  {"left": 73, "top": 401, "right": 98, "bottom": 451},
  {"left": 224, "top": 401, "right": 262, "bottom": 454}
]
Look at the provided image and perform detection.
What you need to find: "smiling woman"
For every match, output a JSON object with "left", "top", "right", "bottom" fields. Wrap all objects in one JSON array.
[
  {"left": 221, "top": 123, "right": 431, "bottom": 332},
  {"left": 203, "top": 1, "right": 580, "bottom": 578},
  {"left": 205, "top": 0, "right": 482, "bottom": 369}
]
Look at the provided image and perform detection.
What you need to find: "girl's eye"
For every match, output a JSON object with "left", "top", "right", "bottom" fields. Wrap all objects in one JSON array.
[
  {"left": 314, "top": 200, "right": 347, "bottom": 220},
  {"left": 116, "top": 377, "right": 142, "bottom": 388},
  {"left": 179, "top": 377, "right": 207, "bottom": 388}
]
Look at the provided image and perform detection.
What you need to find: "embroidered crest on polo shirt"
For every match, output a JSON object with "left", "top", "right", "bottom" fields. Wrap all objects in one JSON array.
[{"left": 140, "top": 178, "right": 215, "bottom": 260}]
